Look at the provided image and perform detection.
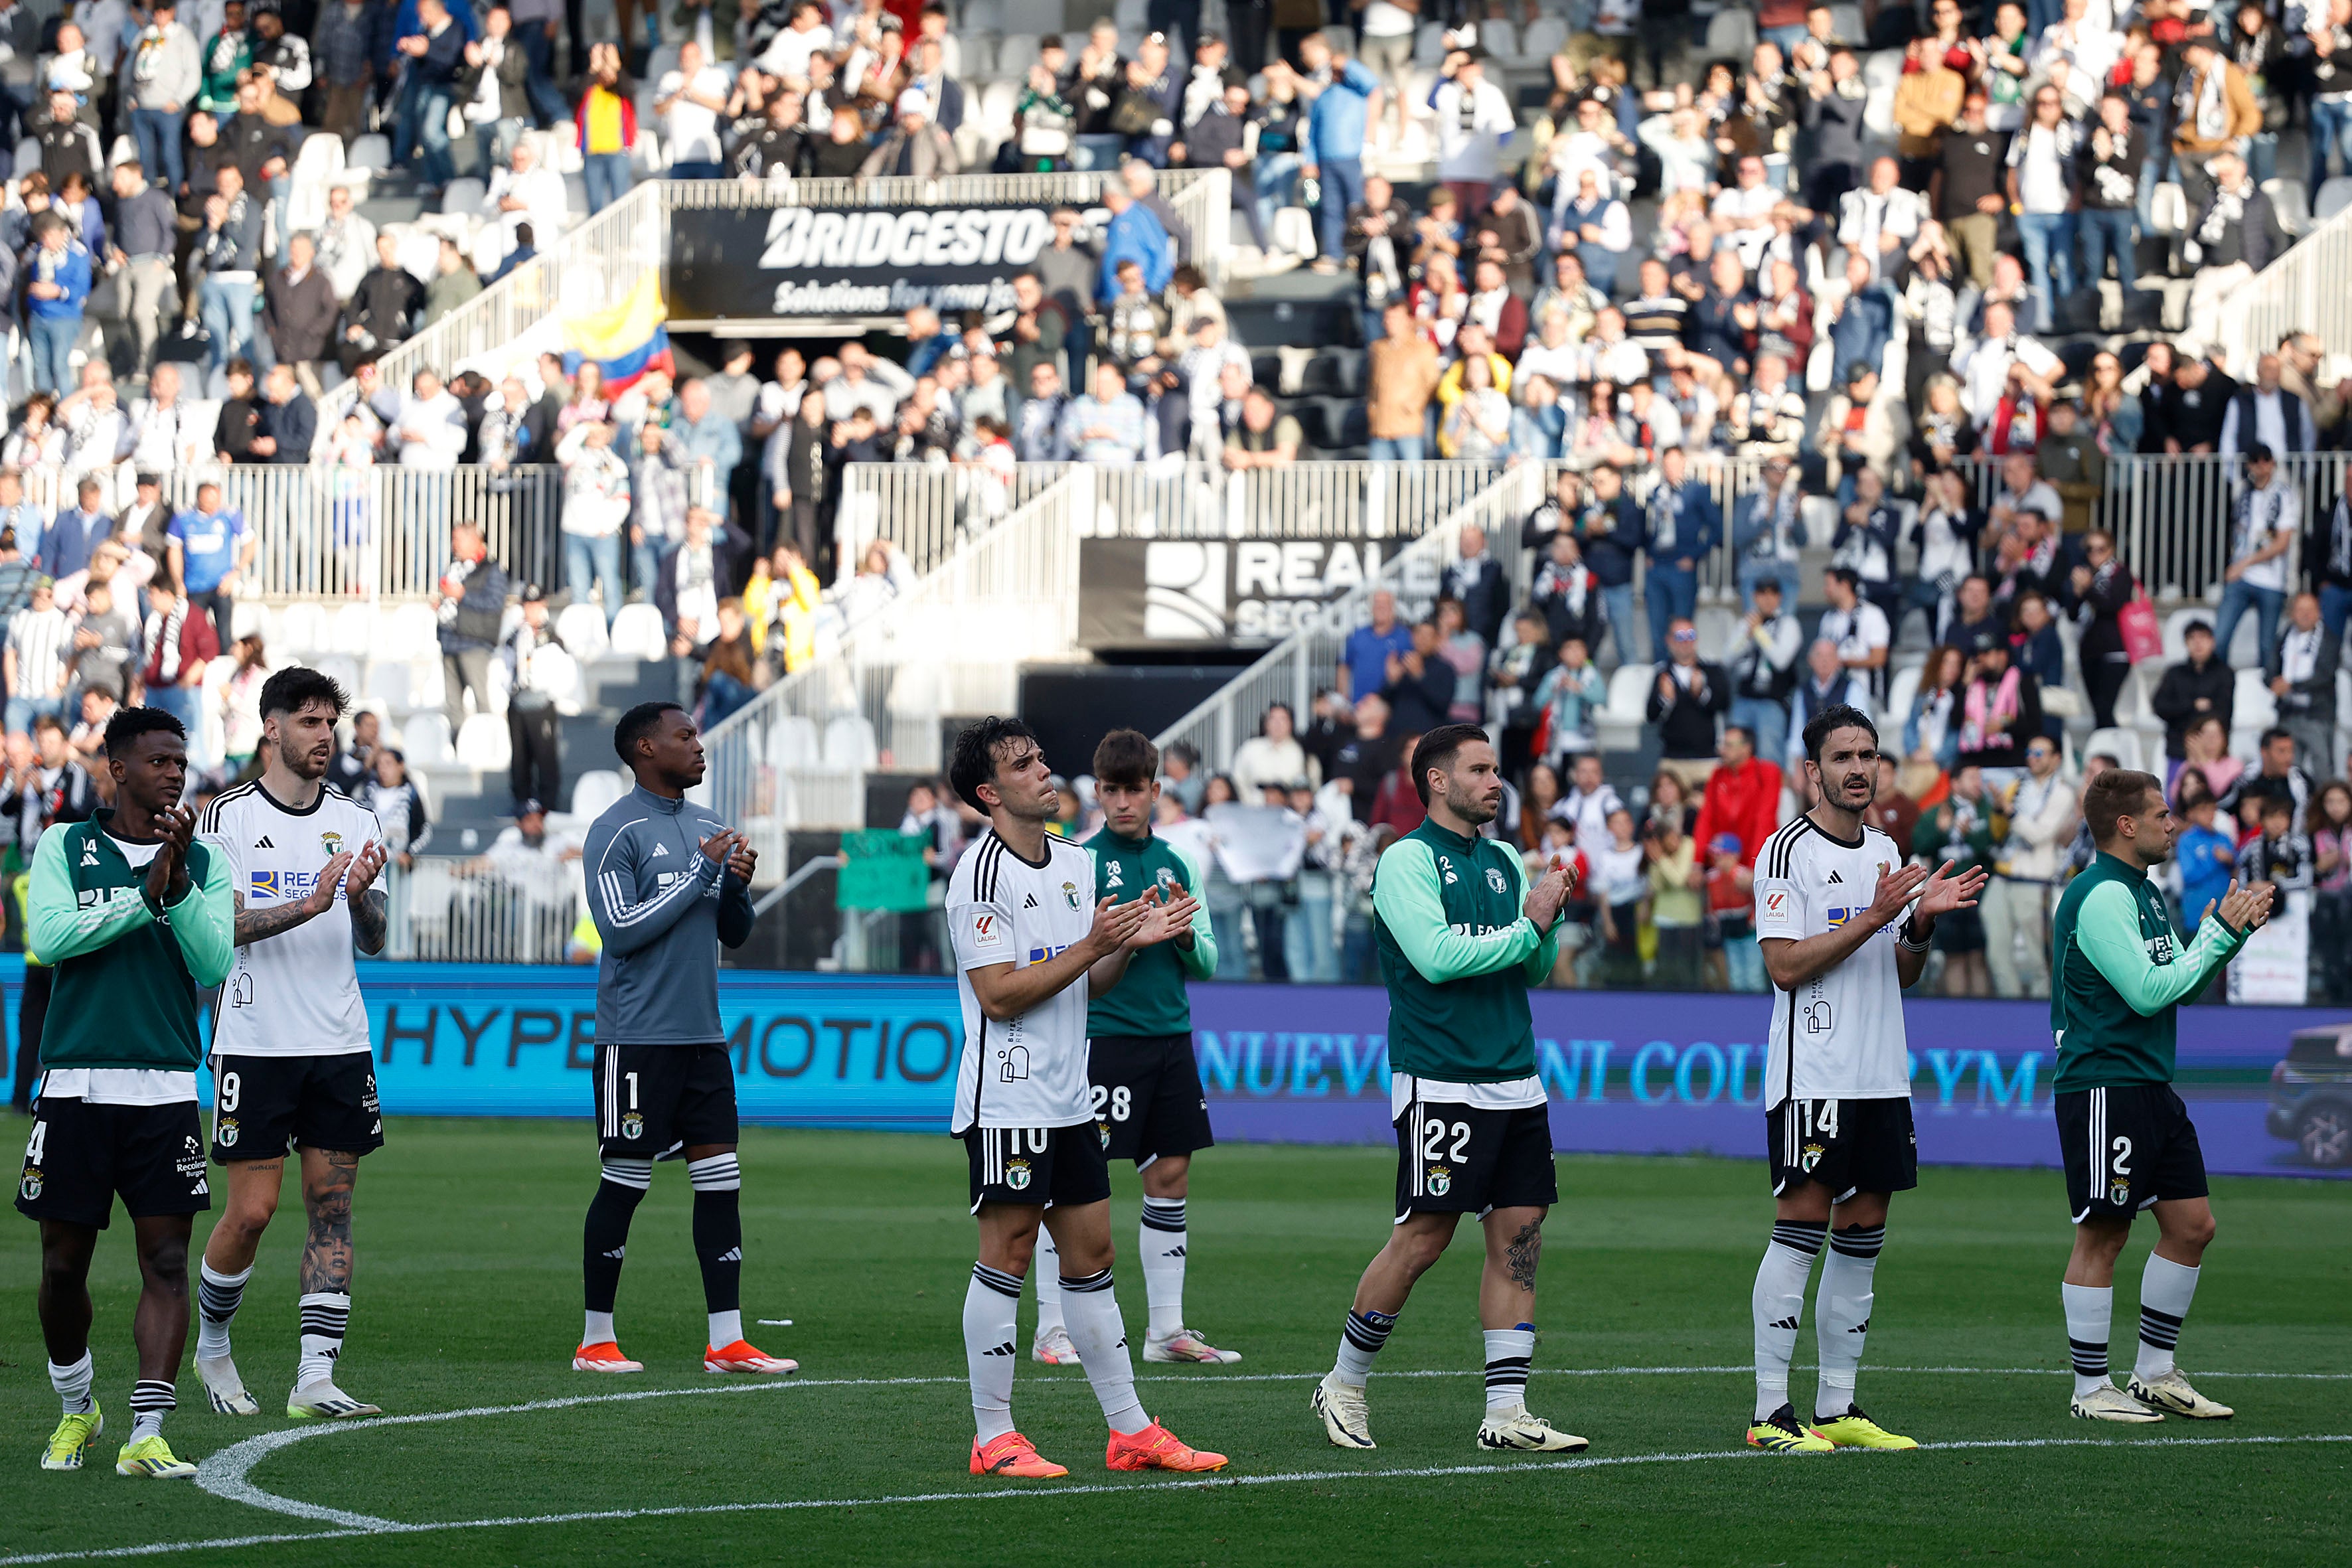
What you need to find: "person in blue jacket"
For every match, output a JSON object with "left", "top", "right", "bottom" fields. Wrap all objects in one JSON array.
[
  {"left": 1575, "top": 461, "right": 1648, "bottom": 668},
  {"left": 1642, "top": 444, "right": 1721, "bottom": 664},
  {"left": 1097, "top": 181, "right": 1172, "bottom": 302},
  {"left": 25, "top": 215, "right": 92, "bottom": 396},
  {"left": 1302, "top": 44, "right": 1375, "bottom": 270}
]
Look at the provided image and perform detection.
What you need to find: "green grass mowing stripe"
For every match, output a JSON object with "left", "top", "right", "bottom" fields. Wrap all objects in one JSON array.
[{"left": 21, "top": 1433, "right": 2350, "bottom": 1568}]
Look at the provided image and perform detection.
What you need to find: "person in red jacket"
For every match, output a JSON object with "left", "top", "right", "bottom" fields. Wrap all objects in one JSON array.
[
  {"left": 137, "top": 580, "right": 221, "bottom": 763},
  {"left": 1692, "top": 723, "right": 1784, "bottom": 870}
]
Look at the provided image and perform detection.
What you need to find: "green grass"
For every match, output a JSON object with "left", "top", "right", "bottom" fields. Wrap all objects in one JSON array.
[{"left": 0, "top": 1117, "right": 2346, "bottom": 1566}]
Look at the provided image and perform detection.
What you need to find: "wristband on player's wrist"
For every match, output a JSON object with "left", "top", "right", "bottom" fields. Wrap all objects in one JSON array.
[{"left": 1897, "top": 913, "right": 1934, "bottom": 951}]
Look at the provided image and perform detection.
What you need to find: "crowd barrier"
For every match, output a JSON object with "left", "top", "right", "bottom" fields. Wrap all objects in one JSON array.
[{"left": 7, "top": 960, "right": 2318, "bottom": 1181}]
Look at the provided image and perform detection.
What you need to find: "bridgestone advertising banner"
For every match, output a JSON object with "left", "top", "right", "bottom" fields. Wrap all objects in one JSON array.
[
  {"left": 1077, "top": 537, "right": 1392, "bottom": 649},
  {"left": 669, "top": 204, "right": 1061, "bottom": 321}
]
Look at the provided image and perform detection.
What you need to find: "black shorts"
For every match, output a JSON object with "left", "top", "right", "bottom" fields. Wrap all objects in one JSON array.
[
  {"left": 963, "top": 1123, "right": 1113, "bottom": 1215},
  {"left": 1090, "top": 1034, "right": 1215, "bottom": 1166},
  {"left": 210, "top": 1054, "right": 385, "bottom": 1163},
  {"left": 17, "top": 1097, "right": 211, "bottom": 1229},
  {"left": 1393, "top": 1100, "right": 1558, "bottom": 1221},
  {"left": 593, "top": 1042, "right": 739, "bottom": 1159},
  {"left": 1767, "top": 1095, "right": 1919, "bottom": 1200},
  {"left": 2057, "top": 1084, "right": 2209, "bottom": 1222}
]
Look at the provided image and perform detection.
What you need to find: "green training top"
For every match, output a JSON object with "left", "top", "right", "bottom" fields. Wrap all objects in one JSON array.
[
  {"left": 27, "top": 814, "right": 234, "bottom": 1073},
  {"left": 1372, "top": 819, "right": 1557, "bottom": 1085},
  {"left": 2050, "top": 851, "right": 2247, "bottom": 1092},
  {"left": 1086, "top": 827, "right": 1217, "bottom": 1038}
]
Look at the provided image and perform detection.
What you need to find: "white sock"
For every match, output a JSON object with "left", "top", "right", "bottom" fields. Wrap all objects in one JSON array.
[
  {"left": 1482, "top": 1327, "right": 1535, "bottom": 1415},
  {"left": 2135, "top": 1255, "right": 2201, "bottom": 1383},
  {"left": 2064, "top": 1282, "right": 2114, "bottom": 1398},
  {"left": 584, "top": 1309, "right": 617, "bottom": 1346},
  {"left": 196, "top": 1259, "right": 250, "bottom": 1361},
  {"left": 1058, "top": 1267, "right": 1149, "bottom": 1435},
  {"left": 1138, "top": 1198, "right": 1187, "bottom": 1338},
  {"left": 708, "top": 1310, "right": 743, "bottom": 1348},
  {"left": 129, "top": 1378, "right": 174, "bottom": 1443},
  {"left": 1333, "top": 1307, "right": 1397, "bottom": 1386},
  {"left": 48, "top": 1352, "right": 94, "bottom": 1417},
  {"left": 1753, "top": 1221, "right": 1823, "bottom": 1421},
  {"left": 296, "top": 1292, "right": 351, "bottom": 1389},
  {"left": 965, "top": 1262, "right": 1023, "bottom": 1443},
  {"left": 1814, "top": 1224, "right": 1884, "bottom": 1419},
  {"left": 1034, "top": 1227, "right": 1065, "bottom": 1338}
]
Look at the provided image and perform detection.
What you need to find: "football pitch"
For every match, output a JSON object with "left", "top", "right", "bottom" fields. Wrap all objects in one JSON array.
[{"left": 0, "top": 1119, "right": 2345, "bottom": 1567}]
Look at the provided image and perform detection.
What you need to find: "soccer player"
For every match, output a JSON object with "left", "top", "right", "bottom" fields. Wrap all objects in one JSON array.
[
  {"left": 193, "top": 669, "right": 392, "bottom": 1421},
  {"left": 2050, "top": 769, "right": 2272, "bottom": 1423},
  {"left": 574, "top": 703, "right": 793, "bottom": 1377},
  {"left": 1031, "top": 728, "right": 1236, "bottom": 1368},
  {"left": 17, "top": 706, "right": 232, "bottom": 1476},
  {"left": 1310, "top": 724, "right": 1587, "bottom": 1454},
  {"left": 1747, "top": 704, "right": 1984, "bottom": 1454},
  {"left": 947, "top": 715, "right": 1226, "bottom": 1480}
]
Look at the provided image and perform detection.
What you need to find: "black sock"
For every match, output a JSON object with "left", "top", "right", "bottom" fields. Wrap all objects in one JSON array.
[
  {"left": 691, "top": 1187, "right": 743, "bottom": 1315},
  {"left": 583, "top": 1168, "right": 650, "bottom": 1314}
]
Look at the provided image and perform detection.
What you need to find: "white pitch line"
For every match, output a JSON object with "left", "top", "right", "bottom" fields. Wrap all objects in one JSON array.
[{"left": 9, "top": 1433, "right": 2344, "bottom": 1567}]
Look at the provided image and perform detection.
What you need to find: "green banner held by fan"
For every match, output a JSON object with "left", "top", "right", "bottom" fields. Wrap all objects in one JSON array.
[{"left": 836, "top": 831, "right": 931, "bottom": 912}]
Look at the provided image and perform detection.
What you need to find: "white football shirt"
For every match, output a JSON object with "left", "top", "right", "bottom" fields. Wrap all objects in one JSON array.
[
  {"left": 947, "top": 826, "right": 1097, "bottom": 1135},
  {"left": 1753, "top": 814, "right": 1911, "bottom": 1106},
  {"left": 200, "top": 780, "right": 383, "bottom": 1058}
]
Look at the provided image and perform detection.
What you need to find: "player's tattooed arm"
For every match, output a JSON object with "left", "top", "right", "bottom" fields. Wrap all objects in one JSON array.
[
  {"left": 301, "top": 1150, "right": 360, "bottom": 1296},
  {"left": 1505, "top": 1220, "right": 1541, "bottom": 1294},
  {"left": 232, "top": 850, "right": 356, "bottom": 944},
  {"left": 349, "top": 886, "right": 389, "bottom": 955}
]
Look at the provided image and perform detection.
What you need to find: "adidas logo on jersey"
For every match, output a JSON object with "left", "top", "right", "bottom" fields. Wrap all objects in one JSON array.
[
  {"left": 1826, "top": 870, "right": 1842, "bottom": 884},
  {"left": 1023, "top": 894, "right": 1038, "bottom": 909},
  {"left": 651, "top": 843, "right": 670, "bottom": 857},
  {"left": 254, "top": 836, "right": 274, "bottom": 849}
]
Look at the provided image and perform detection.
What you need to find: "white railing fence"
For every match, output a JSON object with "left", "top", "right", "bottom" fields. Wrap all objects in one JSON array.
[
  {"left": 1154, "top": 465, "right": 1543, "bottom": 774},
  {"left": 380, "top": 858, "right": 580, "bottom": 964},
  {"left": 2215, "top": 193, "right": 2352, "bottom": 379},
  {"left": 838, "top": 459, "right": 1505, "bottom": 580},
  {"left": 696, "top": 470, "right": 1091, "bottom": 862}
]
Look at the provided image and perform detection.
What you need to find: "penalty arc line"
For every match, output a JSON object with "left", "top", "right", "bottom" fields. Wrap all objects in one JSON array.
[
  {"left": 3, "top": 1432, "right": 2341, "bottom": 1567},
  {"left": 175, "top": 1365, "right": 2352, "bottom": 1534}
]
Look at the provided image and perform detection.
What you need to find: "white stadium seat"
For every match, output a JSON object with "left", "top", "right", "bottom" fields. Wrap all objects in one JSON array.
[
  {"left": 555, "top": 603, "right": 611, "bottom": 661},
  {"left": 571, "top": 769, "right": 629, "bottom": 819},
  {"left": 455, "top": 714, "right": 511, "bottom": 770},
  {"left": 404, "top": 712, "right": 453, "bottom": 765},
  {"left": 609, "top": 603, "right": 668, "bottom": 661}
]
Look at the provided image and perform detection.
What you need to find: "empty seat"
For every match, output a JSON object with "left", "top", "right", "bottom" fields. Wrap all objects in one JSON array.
[
  {"left": 455, "top": 714, "right": 511, "bottom": 769},
  {"left": 2265, "top": 176, "right": 2312, "bottom": 235},
  {"left": 2233, "top": 666, "right": 2280, "bottom": 732},
  {"left": 365, "top": 659, "right": 414, "bottom": 712},
  {"left": 992, "top": 33, "right": 1040, "bottom": 79},
  {"left": 1595, "top": 663, "right": 1654, "bottom": 750},
  {"left": 347, "top": 133, "right": 392, "bottom": 171},
  {"left": 404, "top": 712, "right": 453, "bottom": 765},
  {"left": 555, "top": 603, "right": 611, "bottom": 660},
  {"left": 382, "top": 601, "right": 439, "bottom": 661},
  {"left": 2083, "top": 726, "right": 2144, "bottom": 773},
  {"left": 823, "top": 714, "right": 879, "bottom": 771},
  {"left": 571, "top": 769, "right": 629, "bottom": 819},
  {"left": 1518, "top": 17, "right": 1567, "bottom": 63},
  {"left": 441, "top": 177, "right": 488, "bottom": 216},
  {"left": 330, "top": 602, "right": 375, "bottom": 655},
  {"left": 2319, "top": 176, "right": 2352, "bottom": 224},
  {"left": 1704, "top": 8, "right": 1757, "bottom": 55},
  {"left": 768, "top": 714, "right": 821, "bottom": 768},
  {"left": 608, "top": 603, "right": 667, "bottom": 661},
  {"left": 278, "top": 601, "right": 329, "bottom": 655}
]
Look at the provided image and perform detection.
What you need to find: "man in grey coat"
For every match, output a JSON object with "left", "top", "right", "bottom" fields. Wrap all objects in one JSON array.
[{"left": 2268, "top": 591, "right": 2343, "bottom": 773}]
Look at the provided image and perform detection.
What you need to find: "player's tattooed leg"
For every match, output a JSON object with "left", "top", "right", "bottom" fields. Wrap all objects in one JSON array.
[
  {"left": 301, "top": 1151, "right": 359, "bottom": 1296},
  {"left": 1506, "top": 1220, "right": 1541, "bottom": 1294}
]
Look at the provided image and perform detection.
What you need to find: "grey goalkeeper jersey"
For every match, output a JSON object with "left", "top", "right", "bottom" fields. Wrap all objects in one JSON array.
[{"left": 582, "top": 785, "right": 755, "bottom": 1046}]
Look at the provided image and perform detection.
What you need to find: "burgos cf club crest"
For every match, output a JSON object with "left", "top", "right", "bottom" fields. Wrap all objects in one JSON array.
[
  {"left": 19, "top": 1163, "right": 40, "bottom": 1200},
  {"left": 621, "top": 1111, "right": 645, "bottom": 1140},
  {"left": 1486, "top": 866, "right": 1509, "bottom": 894},
  {"left": 216, "top": 1114, "right": 241, "bottom": 1148},
  {"left": 1801, "top": 1142, "right": 1827, "bottom": 1173},
  {"left": 2110, "top": 1178, "right": 2131, "bottom": 1208},
  {"left": 1061, "top": 880, "right": 1081, "bottom": 911},
  {"left": 1425, "top": 1165, "right": 1452, "bottom": 1196},
  {"left": 1005, "top": 1158, "right": 1033, "bottom": 1191},
  {"left": 321, "top": 831, "right": 345, "bottom": 856}
]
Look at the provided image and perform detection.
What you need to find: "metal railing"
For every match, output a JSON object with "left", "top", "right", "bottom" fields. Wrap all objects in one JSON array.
[
  {"left": 696, "top": 469, "right": 1091, "bottom": 860},
  {"left": 838, "top": 459, "right": 1505, "bottom": 579},
  {"left": 1154, "top": 465, "right": 1543, "bottom": 772},
  {"left": 22, "top": 463, "right": 565, "bottom": 603},
  {"left": 2215, "top": 193, "right": 2352, "bottom": 378}
]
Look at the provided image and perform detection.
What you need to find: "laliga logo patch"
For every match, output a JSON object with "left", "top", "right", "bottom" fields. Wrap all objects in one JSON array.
[
  {"left": 1425, "top": 1166, "right": 1452, "bottom": 1196},
  {"left": 19, "top": 1164, "right": 40, "bottom": 1201},
  {"left": 1800, "top": 1142, "right": 1826, "bottom": 1173},
  {"left": 621, "top": 1111, "right": 645, "bottom": 1140},
  {"left": 215, "top": 1115, "right": 240, "bottom": 1148},
  {"left": 1486, "top": 866, "right": 1508, "bottom": 894},
  {"left": 1005, "top": 1158, "right": 1033, "bottom": 1191}
]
